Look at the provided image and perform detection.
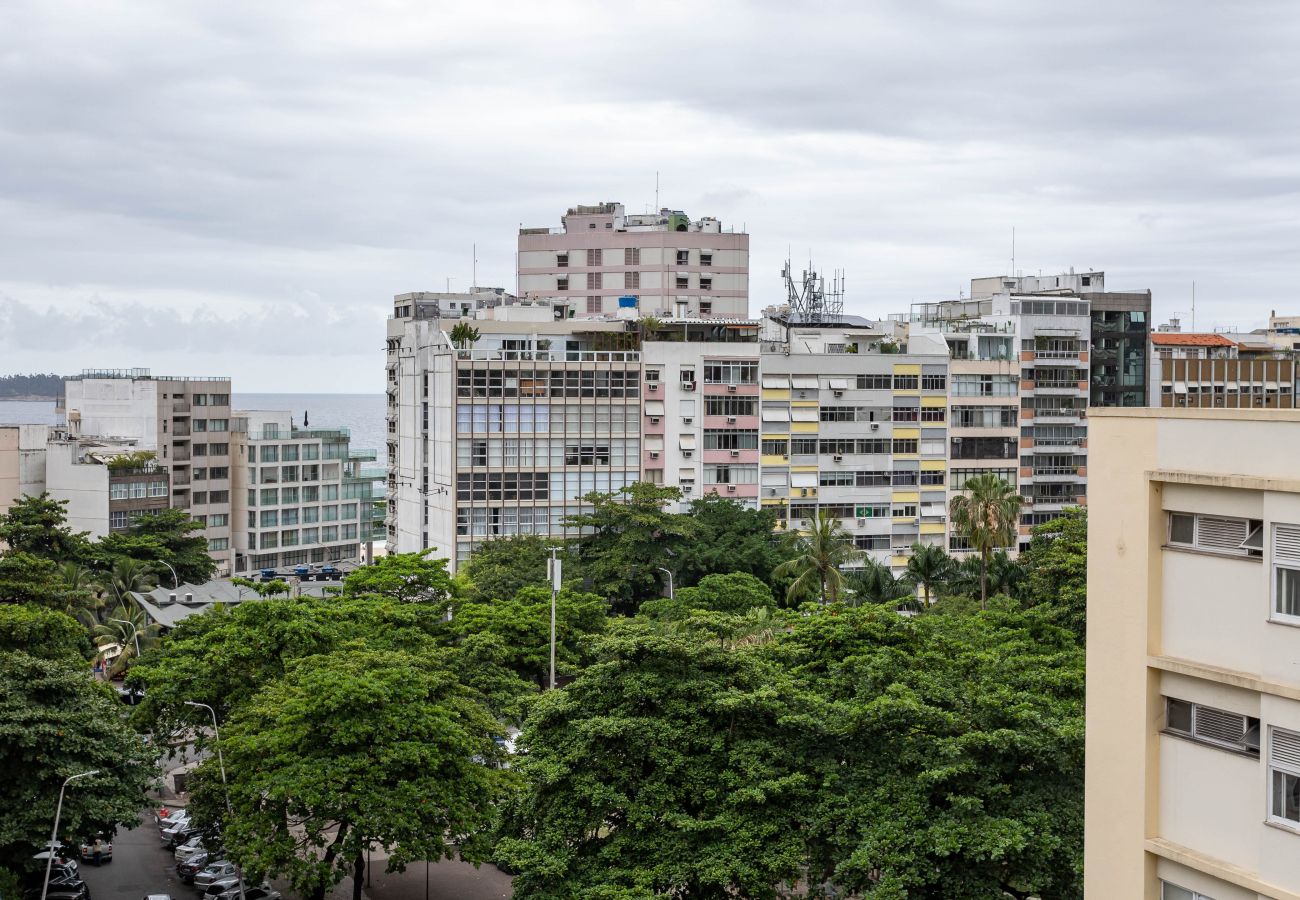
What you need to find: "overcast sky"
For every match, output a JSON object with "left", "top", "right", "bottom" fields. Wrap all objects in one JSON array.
[{"left": 2, "top": 1, "right": 1297, "bottom": 391}]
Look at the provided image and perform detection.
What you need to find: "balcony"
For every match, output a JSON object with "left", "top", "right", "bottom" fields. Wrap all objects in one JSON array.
[
  {"left": 171, "top": 447, "right": 191, "bottom": 461},
  {"left": 172, "top": 473, "right": 191, "bottom": 486},
  {"left": 173, "top": 399, "right": 191, "bottom": 413},
  {"left": 172, "top": 424, "right": 190, "bottom": 437},
  {"left": 455, "top": 349, "right": 641, "bottom": 363}
]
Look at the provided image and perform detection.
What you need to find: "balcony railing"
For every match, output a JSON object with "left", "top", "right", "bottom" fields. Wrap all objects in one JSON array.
[
  {"left": 172, "top": 425, "right": 190, "bottom": 437},
  {"left": 455, "top": 349, "right": 641, "bottom": 363},
  {"left": 173, "top": 399, "right": 191, "bottom": 413}
]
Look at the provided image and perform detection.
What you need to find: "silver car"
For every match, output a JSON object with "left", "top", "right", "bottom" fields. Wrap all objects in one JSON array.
[
  {"left": 173, "top": 836, "right": 205, "bottom": 862},
  {"left": 192, "top": 862, "right": 238, "bottom": 890},
  {"left": 217, "top": 885, "right": 279, "bottom": 900}
]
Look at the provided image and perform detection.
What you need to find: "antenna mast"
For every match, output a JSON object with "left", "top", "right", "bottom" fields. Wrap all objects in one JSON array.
[{"left": 782, "top": 257, "right": 844, "bottom": 324}]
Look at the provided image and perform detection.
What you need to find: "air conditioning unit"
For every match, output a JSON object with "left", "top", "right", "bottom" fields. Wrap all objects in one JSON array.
[
  {"left": 833, "top": 454, "right": 843, "bottom": 462},
  {"left": 650, "top": 416, "right": 660, "bottom": 425},
  {"left": 870, "top": 423, "right": 880, "bottom": 431},
  {"left": 798, "top": 391, "right": 807, "bottom": 399},
  {"left": 781, "top": 453, "right": 789, "bottom": 459},
  {"left": 683, "top": 417, "right": 693, "bottom": 425},
  {"left": 857, "top": 518, "right": 867, "bottom": 527},
  {"left": 834, "top": 390, "right": 844, "bottom": 398},
  {"left": 683, "top": 450, "right": 693, "bottom": 458},
  {"left": 649, "top": 451, "right": 660, "bottom": 459},
  {"left": 726, "top": 416, "right": 737, "bottom": 424},
  {"left": 683, "top": 382, "right": 696, "bottom": 391},
  {"left": 648, "top": 383, "right": 659, "bottom": 391},
  {"left": 730, "top": 449, "right": 740, "bottom": 457},
  {"left": 727, "top": 384, "right": 737, "bottom": 393},
  {"left": 727, "top": 485, "right": 737, "bottom": 492},
  {"left": 683, "top": 484, "right": 693, "bottom": 493},
  {"left": 800, "top": 488, "right": 809, "bottom": 497}
]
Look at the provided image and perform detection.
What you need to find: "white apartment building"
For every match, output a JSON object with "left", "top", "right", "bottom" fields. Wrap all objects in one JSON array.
[
  {"left": 231, "top": 410, "right": 384, "bottom": 574},
  {"left": 1088, "top": 407, "right": 1300, "bottom": 900},
  {"left": 63, "top": 370, "right": 234, "bottom": 575},
  {"left": 518, "top": 202, "right": 750, "bottom": 319},
  {"left": 0, "top": 424, "right": 49, "bottom": 523}
]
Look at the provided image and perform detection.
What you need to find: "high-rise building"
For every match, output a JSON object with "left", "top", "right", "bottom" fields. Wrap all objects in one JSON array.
[
  {"left": 517, "top": 202, "right": 749, "bottom": 319},
  {"left": 62, "top": 370, "right": 234, "bottom": 575},
  {"left": 230, "top": 410, "right": 386, "bottom": 574},
  {"left": 1087, "top": 406, "right": 1300, "bottom": 900}
]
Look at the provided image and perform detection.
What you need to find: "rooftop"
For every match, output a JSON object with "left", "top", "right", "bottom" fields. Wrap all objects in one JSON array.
[{"left": 1150, "top": 333, "right": 1238, "bottom": 348}]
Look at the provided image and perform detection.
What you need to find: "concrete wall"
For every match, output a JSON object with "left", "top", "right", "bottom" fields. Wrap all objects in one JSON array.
[{"left": 44, "top": 441, "right": 110, "bottom": 540}]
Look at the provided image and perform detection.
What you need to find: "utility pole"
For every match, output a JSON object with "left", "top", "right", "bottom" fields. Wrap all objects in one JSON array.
[
  {"left": 186, "top": 701, "right": 245, "bottom": 900},
  {"left": 657, "top": 567, "right": 675, "bottom": 600},
  {"left": 547, "top": 547, "right": 562, "bottom": 690}
]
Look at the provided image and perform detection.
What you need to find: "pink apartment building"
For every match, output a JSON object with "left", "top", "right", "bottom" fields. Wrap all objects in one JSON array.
[{"left": 517, "top": 202, "right": 750, "bottom": 318}]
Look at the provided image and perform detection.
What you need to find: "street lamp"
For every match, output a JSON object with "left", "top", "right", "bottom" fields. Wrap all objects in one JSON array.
[
  {"left": 546, "top": 548, "right": 562, "bottom": 690},
  {"left": 41, "top": 770, "right": 99, "bottom": 900},
  {"left": 657, "top": 567, "right": 675, "bottom": 600},
  {"left": 184, "top": 701, "right": 245, "bottom": 900},
  {"left": 107, "top": 617, "right": 140, "bottom": 660},
  {"left": 157, "top": 561, "right": 179, "bottom": 589}
]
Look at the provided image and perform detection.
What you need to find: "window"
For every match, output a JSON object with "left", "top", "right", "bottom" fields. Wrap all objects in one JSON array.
[
  {"left": 1163, "top": 697, "right": 1259, "bottom": 754},
  {"left": 856, "top": 374, "right": 891, "bottom": 390},
  {"left": 676, "top": 249, "right": 689, "bottom": 265},
  {"left": 951, "top": 437, "right": 1017, "bottom": 460},
  {"left": 892, "top": 439, "right": 918, "bottom": 454},
  {"left": 700, "top": 277, "right": 712, "bottom": 291},
  {"left": 624, "top": 271, "right": 640, "bottom": 289},
  {"left": 260, "top": 488, "right": 279, "bottom": 505},
  {"left": 1160, "top": 883, "right": 1215, "bottom": 900},
  {"left": 892, "top": 406, "right": 919, "bottom": 422},
  {"left": 703, "top": 362, "right": 757, "bottom": 385},
  {"left": 557, "top": 277, "right": 568, "bottom": 291},
  {"left": 586, "top": 272, "right": 599, "bottom": 289},
  {"left": 791, "top": 438, "right": 818, "bottom": 456},
  {"left": 208, "top": 419, "right": 228, "bottom": 432},
  {"left": 919, "top": 407, "right": 946, "bottom": 423},
  {"left": 586, "top": 296, "right": 602, "bottom": 314},
  {"left": 260, "top": 510, "right": 279, "bottom": 528},
  {"left": 208, "top": 538, "right": 229, "bottom": 551},
  {"left": 281, "top": 487, "right": 299, "bottom": 504},
  {"left": 109, "top": 510, "right": 129, "bottom": 530},
  {"left": 920, "top": 471, "right": 945, "bottom": 486},
  {"left": 762, "top": 439, "right": 789, "bottom": 456},
  {"left": 1274, "top": 524, "right": 1300, "bottom": 620},
  {"left": 1166, "top": 512, "right": 1261, "bottom": 558},
  {"left": 556, "top": 253, "right": 568, "bottom": 268},
  {"left": 209, "top": 466, "right": 228, "bottom": 480},
  {"left": 207, "top": 514, "right": 228, "bottom": 527},
  {"left": 1271, "top": 727, "right": 1300, "bottom": 826},
  {"left": 209, "top": 490, "right": 229, "bottom": 504},
  {"left": 700, "top": 252, "right": 712, "bottom": 266},
  {"left": 281, "top": 508, "right": 300, "bottom": 526},
  {"left": 921, "top": 374, "right": 946, "bottom": 391},
  {"left": 893, "top": 374, "right": 919, "bottom": 391},
  {"left": 281, "top": 466, "right": 299, "bottom": 483},
  {"left": 282, "top": 445, "right": 299, "bottom": 462},
  {"left": 703, "top": 430, "right": 758, "bottom": 450},
  {"left": 587, "top": 248, "right": 601, "bottom": 266},
  {"left": 704, "top": 464, "right": 758, "bottom": 484},
  {"left": 192, "top": 443, "right": 207, "bottom": 456},
  {"left": 624, "top": 247, "right": 640, "bottom": 265},
  {"left": 952, "top": 374, "right": 1018, "bottom": 397},
  {"left": 260, "top": 445, "right": 279, "bottom": 463},
  {"left": 676, "top": 276, "right": 689, "bottom": 289},
  {"left": 705, "top": 397, "right": 757, "bottom": 417}
]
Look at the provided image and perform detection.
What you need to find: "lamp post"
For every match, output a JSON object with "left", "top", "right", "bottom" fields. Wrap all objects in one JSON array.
[
  {"left": 657, "top": 567, "right": 675, "bottom": 600},
  {"left": 547, "top": 547, "right": 562, "bottom": 690},
  {"left": 42, "top": 770, "right": 99, "bottom": 900},
  {"left": 107, "top": 617, "right": 140, "bottom": 659},
  {"left": 184, "top": 701, "right": 245, "bottom": 900},
  {"left": 158, "top": 561, "right": 179, "bottom": 589}
]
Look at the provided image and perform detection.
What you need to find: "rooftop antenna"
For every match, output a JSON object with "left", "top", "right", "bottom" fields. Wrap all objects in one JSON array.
[
  {"left": 472, "top": 243, "right": 477, "bottom": 291},
  {"left": 1011, "top": 226, "right": 1015, "bottom": 278},
  {"left": 1191, "top": 281, "right": 1196, "bottom": 331},
  {"left": 655, "top": 171, "right": 659, "bottom": 210},
  {"left": 782, "top": 256, "right": 844, "bottom": 325}
]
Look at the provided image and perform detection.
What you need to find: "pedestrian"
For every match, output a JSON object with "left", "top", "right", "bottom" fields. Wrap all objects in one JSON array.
[{"left": 92, "top": 835, "right": 103, "bottom": 866}]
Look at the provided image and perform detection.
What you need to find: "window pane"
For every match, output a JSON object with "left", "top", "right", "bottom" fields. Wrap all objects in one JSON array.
[
  {"left": 1278, "top": 567, "right": 1300, "bottom": 617},
  {"left": 1273, "top": 770, "right": 1300, "bottom": 822},
  {"left": 1160, "top": 884, "right": 1195, "bottom": 900},
  {"left": 1170, "top": 513, "right": 1195, "bottom": 544},
  {"left": 1165, "top": 698, "right": 1193, "bottom": 734}
]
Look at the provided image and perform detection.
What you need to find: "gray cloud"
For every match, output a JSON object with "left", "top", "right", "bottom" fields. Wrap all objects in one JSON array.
[{"left": 0, "top": 0, "right": 1297, "bottom": 390}]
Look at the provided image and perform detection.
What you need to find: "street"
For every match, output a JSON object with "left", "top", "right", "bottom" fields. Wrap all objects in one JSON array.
[{"left": 76, "top": 808, "right": 513, "bottom": 900}]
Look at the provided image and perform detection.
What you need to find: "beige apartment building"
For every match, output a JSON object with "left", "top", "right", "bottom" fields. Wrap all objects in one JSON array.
[{"left": 1087, "top": 407, "right": 1300, "bottom": 900}]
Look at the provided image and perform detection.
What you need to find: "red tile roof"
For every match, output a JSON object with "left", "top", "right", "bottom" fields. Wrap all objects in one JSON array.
[{"left": 1150, "top": 332, "right": 1237, "bottom": 347}]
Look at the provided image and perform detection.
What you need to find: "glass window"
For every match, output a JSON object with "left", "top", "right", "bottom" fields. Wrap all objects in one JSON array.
[
  {"left": 1169, "top": 513, "right": 1195, "bottom": 544},
  {"left": 302, "top": 506, "right": 320, "bottom": 524},
  {"left": 260, "top": 445, "right": 279, "bottom": 463},
  {"left": 281, "top": 444, "right": 299, "bottom": 461},
  {"left": 260, "top": 488, "right": 279, "bottom": 506}
]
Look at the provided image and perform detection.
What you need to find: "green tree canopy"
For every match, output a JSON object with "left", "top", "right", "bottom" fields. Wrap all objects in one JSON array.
[
  {"left": 674, "top": 572, "right": 775, "bottom": 615},
  {"left": 0, "top": 552, "right": 94, "bottom": 614},
  {"left": 342, "top": 550, "right": 456, "bottom": 607},
  {"left": 216, "top": 647, "right": 508, "bottom": 900},
  {"left": 460, "top": 534, "right": 557, "bottom": 602},
  {"left": 771, "top": 510, "right": 859, "bottom": 605},
  {"left": 1017, "top": 507, "right": 1087, "bottom": 641},
  {"left": 843, "top": 558, "right": 914, "bottom": 608},
  {"left": 496, "top": 622, "right": 817, "bottom": 899},
  {"left": 564, "top": 483, "right": 699, "bottom": 614},
  {"left": 0, "top": 493, "right": 91, "bottom": 561},
  {"left": 92, "top": 508, "right": 216, "bottom": 584},
  {"left": 948, "top": 474, "right": 1024, "bottom": 608},
  {"left": 0, "top": 604, "right": 92, "bottom": 663},
  {"left": 673, "top": 497, "right": 791, "bottom": 589}
]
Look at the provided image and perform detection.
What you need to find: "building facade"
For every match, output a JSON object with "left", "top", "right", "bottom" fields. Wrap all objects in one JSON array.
[
  {"left": 1150, "top": 333, "right": 1296, "bottom": 409},
  {"left": 518, "top": 202, "right": 749, "bottom": 319},
  {"left": 1087, "top": 407, "right": 1300, "bottom": 900},
  {"left": 63, "top": 370, "right": 234, "bottom": 575},
  {"left": 43, "top": 434, "right": 170, "bottom": 540},
  {"left": 231, "top": 410, "right": 383, "bottom": 574},
  {"left": 0, "top": 424, "right": 49, "bottom": 526}
]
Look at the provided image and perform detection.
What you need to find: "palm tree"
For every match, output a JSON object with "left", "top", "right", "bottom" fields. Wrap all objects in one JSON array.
[
  {"left": 905, "top": 542, "right": 952, "bottom": 608},
  {"left": 985, "top": 549, "right": 1027, "bottom": 599},
  {"left": 99, "top": 557, "right": 159, "bottom": 607},
  {"left": 772, "top": 510, "right": 859, "bottom": 604},
  {"left": 92, "top": 600, "right": 160, "bottom": 678},
  {"left": 60, "top": 562, "right": 105, "bottom": 627},
  {"left": 845, "top": 558, "right": 915, "bottom": 608},
  {"left": 948, "top": 474, "right": 1024, "bottom": 608},
  {"left": 449, "top": 322, "right": 480, "bottom": 350}
]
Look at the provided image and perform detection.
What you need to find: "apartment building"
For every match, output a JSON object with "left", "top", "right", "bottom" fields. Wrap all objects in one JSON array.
[
  {"left": 1151, "top": 333, "right": 1296, "bottom": 409},
  {"left": 63, "top": 370, "right": 234, "bottom": 575},
  {"left": 0, "top": 424, "right": 49, "bottom": 523},
  {"left": 1087, "top": 407, "right": 1300, "bottom": 900},
  {"left": 518, "top": 202, "right": 749, "bottom": 319},
  {"left": 231, "top": 410, "right": 384, "bottom": 574},
  {"left": 758, "top": 313, "right": 950, "bottom": 568},
  {"left": 44, "top": 434, "right": 171, "bottom": 539},
  {"left": 386, "top": 295, "right": 642, "bottom": 567}
]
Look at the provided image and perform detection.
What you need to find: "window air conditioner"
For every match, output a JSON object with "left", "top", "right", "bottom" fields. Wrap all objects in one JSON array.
[
  {"left": 727, "top": 485, "right": 736, "bottom": 492},
  {"left": 834, "top": 390, "right": 843, "bottom": 398},
  {"left": 649, "top": 451, "right": 660, "bottom": 459},
  {"left": 870, "top": 423, "right": 880, "bottom": 431},
  {"left": 726, "top": 416, "right": 737, "bottom": 424},
  {"left": 727, "top": 384, "right": 737, "bottom": 393},
  {"left": 683, "top": 450, "right": 693, "bottom": 458},
  {"left": 683, "top": 485, "right": 693, "bottom": 493},
  {"left": 782, "top": 453, "right": 789, "bottom": 459},
  {"left": 833, "top": 454, "right": 843, "bottom": 462},
  {"left": 730, "top": 449, "right": 740, "bottom": 457},
  {"left": 800, "top": 488, "right": 809, "bottom": 497},
  {"left": 650, "top": 416, "right": 660, "bottom": 424},
  {"left": 857, "top": 518, "right": 866, "bottom": 527},
  {"left": 648, "top": 383, "right": 659, "bottom": 391},
  {"left": 683, "top": 382, "right": 696, "bottom": 391}
]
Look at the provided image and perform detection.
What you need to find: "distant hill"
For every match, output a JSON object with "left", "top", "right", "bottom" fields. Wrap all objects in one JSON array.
[{"left": 0, "top": 373, "right": 64, "bottom": 400}]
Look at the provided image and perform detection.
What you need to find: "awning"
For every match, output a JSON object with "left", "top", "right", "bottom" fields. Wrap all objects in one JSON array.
[
  {"left": 679, "top": 435, "right": 698, "bottom": 450},
  {"left": 676, "top": 271, "right": 691, "bottom": 278},
  {"left": 679, "top": 468, "right": 696, "bottom": 480},
  {"left": 1267, "top": 382, "right": 1280, "bottom": 390},
  {"left": 791, "top": 376, "right": 819, "bottom": 389},
  {"left": 1173, "top": 385, "right": 1188, "bottom": 394},
  {"left": 791, "top": 473, "right": 818, "bottom": 488},
  {"left": 790, "top": 408, "right": 819, "bottom": 422},
  {"left": 644, "top": 436, "right": 665, "bottom": 451},
  {"left": 644, "top": 401, "right": 665, "bottom": 416},
  {"left": 762, "top": 408, "right": 791, "bottom": 422},
  {"left": 762, "top": 375, "right": 790, "bottom": 388},
  {"left": 700, "top": 248, "right": 714, "bottom": 254},
  {"left": 1226, "top": 381, "right": 1239, "bottom": 389},
  {"left": 828, "top": 378, "right": 850, "bottom": 390}
]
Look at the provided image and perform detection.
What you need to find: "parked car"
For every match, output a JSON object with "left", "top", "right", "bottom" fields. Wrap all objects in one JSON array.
[
  {"left": 176, "top": 852, "right": 210, "bottom": 883},
  {"left": 157, "top": 812, "right": 190, "bottom": 835},
  {"left": 152, "top": 807, "right": 183, "bottom": 826},
  {"left": 23, "top": 888, "right": 87, "bottom": 900},
  {"left": 32, "top": 851, "right": 78, "bottom": 875},
  {"left": 144, "top": 895, "right": 173, "bottom": 900},
  {"left": 201, "top": 875, "right": 242, "bottom": 898},
  {"left": 217, "top": 884, "right": 279, "bottom": 900},
  {"left": 22, "top": 868, "right": 87, "bottom": 899},
  {"left": 159, "top": 819, "right": 195, "bottom": 848},
  {"left": 173, "top": 836, "right": 205, "bottom": 862},
  {"left": 192, "top": 863, "right": 239, "bottom": 891},
  {"left": 79, "top": 835, "right": 112, "bottom": 864}
]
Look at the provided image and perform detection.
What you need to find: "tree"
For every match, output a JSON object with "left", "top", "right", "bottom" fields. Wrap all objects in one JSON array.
[
  {"left": 905, "top": 542, "right": 952, "bottom": 607},
  {"left": 450, "top": 586, "right": 608, "bottom": 689},
  {"left": 99, "top": 556, "right": 159, "bottom": 606},
  {"left": 449, "top": 322, "right": 481, "bottom": 349},
  {"left": 564, "top": 483, "right": 699, "bottom": 614},
  {"left": 93, "top": 508, "right": 216, "bottom": 584},
  {"left": 785, "top": 605, "right": 1085, "bottom": 899},
  {"left": 0, "top": 493, "right": 90, "bottom": 561},
  {"left": 771, "top": 510, "right": 859, "bottom": 605},
  {"left": 844, "top": 558, "right": 914, "bottom": 608},
  {"left": 0, "top": 609, "right": 153, "bottom": 876},
  {"left": 948, "top": 474, "right": 1024, "bottom": 608},
  {"left": 214, "top": 648, "right": 506, "bottom": 900},
  {"left": 0, "top": 552, "right": 94, "bottom": 615},
  {"left": 232, "top": 576, "right": 292, "bottom": 598},
  {"left": 1017, "top": 507, "right": 1087, "bottom": 641},
  {"left": 673, "top": 497, "right": 793, "bottom": 589},
  {"left": 496, "top": 623, "right": 817, "bottom": 898},
  {"left": 674, "top": 572, "right": 775, "bottom": 615},
  {"left": 460, "top": 534, "right": 555, "bottom": 602},
  {"left": 92, "top": 601, "right": 161, "bottom": 677},
  {"left": 342, "top": 550, "right": 456, "bottom": 607},
  {"left": 104, "top": 450, "right": 156, "bottom": 471}
]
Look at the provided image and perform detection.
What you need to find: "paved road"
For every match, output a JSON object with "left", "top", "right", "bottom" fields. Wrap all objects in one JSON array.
[{"left": 77, "top": 810, "right": 185, "bottom": 900}]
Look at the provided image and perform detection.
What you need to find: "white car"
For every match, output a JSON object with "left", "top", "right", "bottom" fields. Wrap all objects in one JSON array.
[
  {"left": 217, "top": 885, "right": 279, "bottom": 900},
  {"left": 193, "top": 862, "right": 239, "bottom": 891},
  {"left": 173, "top": 836, "right": 205, "bottom": 862}
]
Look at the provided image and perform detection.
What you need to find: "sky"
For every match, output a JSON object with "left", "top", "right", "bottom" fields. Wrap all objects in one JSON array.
[{"left": 1, "top": 1, "right": 1297, "bottom": 391}]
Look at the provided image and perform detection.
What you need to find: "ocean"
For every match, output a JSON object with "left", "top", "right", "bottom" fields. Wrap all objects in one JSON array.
[{"left": 0, "top": 394, "right": 387, "bottom": 454}]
